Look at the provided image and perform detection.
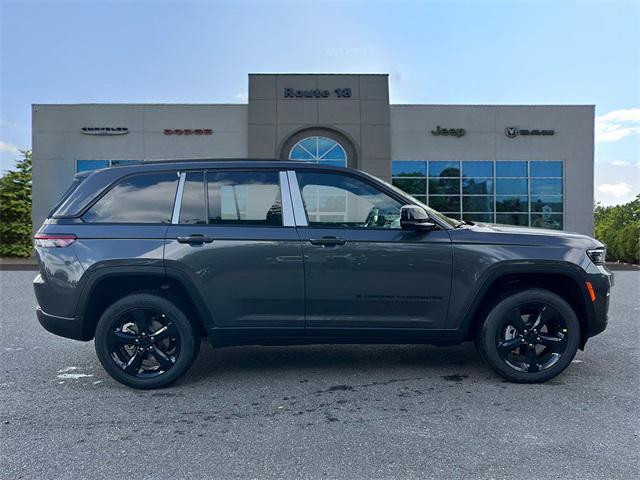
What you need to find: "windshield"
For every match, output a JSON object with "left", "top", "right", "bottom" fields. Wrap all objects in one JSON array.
[{"left": 368, "top": 173, "right": 459, "bottom": 228}]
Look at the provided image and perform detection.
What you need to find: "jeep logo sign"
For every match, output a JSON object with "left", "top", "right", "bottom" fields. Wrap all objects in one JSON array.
[
  {"left": 431, "top": 126, "right": 466, "bottom": 138},
  {"left": 505, "top": 127, "right": 554, "bottom": 138}
]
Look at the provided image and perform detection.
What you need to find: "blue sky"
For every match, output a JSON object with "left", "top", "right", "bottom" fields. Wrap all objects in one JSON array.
[{"left": 1, "top": 0, "right": 638, "bottom": 205}]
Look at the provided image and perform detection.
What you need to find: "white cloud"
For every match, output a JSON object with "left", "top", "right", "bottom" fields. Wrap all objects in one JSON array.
[
  {"left": 0, "top": 141, "right": 21, "bottom": 156},
  {"left": 234, "top": 92, "right": 248, "bottom": 103},
  {"left": 595, "top": 108, "right": 640, "bottom": 142},
  {"left": 610, "top": 160, "right": 630, "bottom": 166},
  {"left": 597, "top": 182, "right": 633, "bottom": 198}
]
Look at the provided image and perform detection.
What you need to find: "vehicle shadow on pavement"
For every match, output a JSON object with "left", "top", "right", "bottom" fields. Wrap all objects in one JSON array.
[{"left": 181, "top": 342, "right": 491, "bottom": 385}]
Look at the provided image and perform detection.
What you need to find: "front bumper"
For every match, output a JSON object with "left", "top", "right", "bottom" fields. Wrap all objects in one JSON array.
[
  {"left": 36, "top": 307, "right": 88, "bottom": 341},
  {"left": 585, "top": 266, "right": 614, "bottom": 338}
]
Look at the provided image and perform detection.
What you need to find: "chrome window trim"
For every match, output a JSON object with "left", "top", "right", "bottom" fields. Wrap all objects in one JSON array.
[
  {"left": 279, "top": 171, "right": 295, "bottom": 227},
  {"left": 171, "top": 172, "right": 186, "bottom": 224},
  {"left": 286, "top": 171, "right": 308, "bottom": 227}
]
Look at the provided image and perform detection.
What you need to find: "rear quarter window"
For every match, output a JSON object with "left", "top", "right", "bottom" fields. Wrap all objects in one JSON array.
[{"left": 82, "top": 172, "right": 179, "bottom": 223}]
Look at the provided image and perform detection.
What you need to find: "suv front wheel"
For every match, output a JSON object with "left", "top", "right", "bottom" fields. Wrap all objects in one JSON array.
[
  {"left": 95, "top": 293, "right": 200, "bottom": 389},
  {"left": 476, "top": 288, "right": 580, "bottom": 383}
]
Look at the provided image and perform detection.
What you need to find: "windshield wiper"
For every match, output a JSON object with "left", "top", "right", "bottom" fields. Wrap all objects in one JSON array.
[{"left": 455, "top": 220, "right": 474, "bottom": 228}]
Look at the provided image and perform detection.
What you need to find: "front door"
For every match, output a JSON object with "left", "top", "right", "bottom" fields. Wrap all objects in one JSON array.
[
  {"left": 290, "top": 170, "right": 453, "bottom": 334},
  {"left": 164, "top": 169, "right": 305, "bottom": 337}
]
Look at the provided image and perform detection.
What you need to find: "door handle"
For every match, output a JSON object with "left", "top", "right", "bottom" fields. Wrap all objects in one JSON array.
[
  {"left": 177, "top": 234, "right": 214, "bottom": 244},
  {"left": 309, "top": 236, "right": 347, "bottom": 247}
]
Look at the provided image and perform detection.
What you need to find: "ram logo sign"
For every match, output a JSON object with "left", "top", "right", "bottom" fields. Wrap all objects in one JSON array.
[{"left": 505, "top": 127, "right": 555, "bottom": 138}]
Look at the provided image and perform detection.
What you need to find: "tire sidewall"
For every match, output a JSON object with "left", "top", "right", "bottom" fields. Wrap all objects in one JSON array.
[
  {"left": 94, "top": 293, "right": 199, "bottom": 389},
  {"left": 479, "top": 288, "right": 580, "bottom": 383}
]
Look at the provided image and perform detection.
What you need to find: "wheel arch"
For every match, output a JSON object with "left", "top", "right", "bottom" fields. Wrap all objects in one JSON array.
[
  {"left": 459, "top": 262, "right": 594, "bottom": 349},
  {"left": 75, "top": 266, "right": 214, "bottom": 340}
]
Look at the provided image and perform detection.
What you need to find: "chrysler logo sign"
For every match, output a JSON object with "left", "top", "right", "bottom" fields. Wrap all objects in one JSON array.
[
  {"left": 505, "top": 127, "right": 554, "bottom": 138},
  {"left": 81, "top": 127, "right": 129, "bottom": 135}
]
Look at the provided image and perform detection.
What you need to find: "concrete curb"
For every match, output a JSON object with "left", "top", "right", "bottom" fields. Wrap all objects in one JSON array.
[{"left": 0, "top": 258, "right": 39, "bottom": 271}]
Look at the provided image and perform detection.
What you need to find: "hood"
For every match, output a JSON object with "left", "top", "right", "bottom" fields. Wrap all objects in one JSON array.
[{"left": 450, "top": 222, "right": 603, "bottom": 249}]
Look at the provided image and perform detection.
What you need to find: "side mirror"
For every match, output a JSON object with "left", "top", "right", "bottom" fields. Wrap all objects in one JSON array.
[{"left": 400, "top": 205, "right": 436, "bottom": 231}]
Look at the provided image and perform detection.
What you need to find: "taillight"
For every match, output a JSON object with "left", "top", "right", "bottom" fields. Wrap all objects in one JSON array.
[{"left": 34, "top": 234, "right": 77, "bottom": 248}]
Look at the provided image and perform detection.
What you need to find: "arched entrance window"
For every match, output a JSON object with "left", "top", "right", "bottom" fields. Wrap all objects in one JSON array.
[{"left": 288, "top": 136, "right": 347, "bottom": 167}]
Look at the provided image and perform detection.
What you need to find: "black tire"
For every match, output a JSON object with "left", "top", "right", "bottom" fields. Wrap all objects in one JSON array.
[
  {"left": 476, "top": 288, "right": 580, "bottom": 383},
  {"left": 95, "top": 293, "right": 200, "bottom": 389}
]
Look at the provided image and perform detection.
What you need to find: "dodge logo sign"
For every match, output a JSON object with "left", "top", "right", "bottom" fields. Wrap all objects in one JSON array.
[
  {"left": 505, "top": 127, "right": 554, "bottom": 138},
  {"left": 81, "top": 127, "right": 129, "bottom": 135},
  {"left": 164, "top": 129, "right": 213, "bottom": 136}
]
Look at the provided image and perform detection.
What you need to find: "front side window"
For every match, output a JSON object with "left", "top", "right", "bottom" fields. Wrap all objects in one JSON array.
[
  {"left": 83, "top": 172, "right": 178, "bottom": 223},
  {"left": 296, "top": 172, "right": 402, "bottom": 229},
  {"left": 207, "top": 171, "right": 282, "bottom": 226}
]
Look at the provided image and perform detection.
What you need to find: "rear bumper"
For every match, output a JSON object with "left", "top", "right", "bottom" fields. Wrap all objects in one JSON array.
[{"left": 36, "top": 307, "right": 88, "bottom": 341}]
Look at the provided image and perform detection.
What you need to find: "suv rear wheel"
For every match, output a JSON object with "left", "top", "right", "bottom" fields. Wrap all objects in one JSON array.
[
  {"left": 95, "top": 293, "right": 200, "bottom": 389},
  {"left": 476, "top": 288, "right": 580, "bottom": 383}
]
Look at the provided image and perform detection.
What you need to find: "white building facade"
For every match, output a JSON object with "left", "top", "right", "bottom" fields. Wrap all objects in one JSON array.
[{"left": 32, "top": 73, "right": 594, "bottom": 234}]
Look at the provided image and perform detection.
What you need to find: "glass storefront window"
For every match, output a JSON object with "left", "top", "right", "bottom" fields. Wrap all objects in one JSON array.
[
  {"left": 496, "top": 178, "right": 528, "bottom": 194},
  {"left": 428, "top": 195, "right": 460, "bottom": 212},
  {"left": 391, "top": 160, "right": 564, "bottom": 229},
  {"left": 531, "top": 178, "right": 563, "bottom": 195},
  {"left": 429, "top": 161, "right": 460, "bottom": 177},
  {"left": 531, "top": 213, "right": 563, "bottom": 230},
  {"left": 462, "top": 161, "right": 493, "bottom": 177},
  {"left": 76, "top": 160, "right": 109, "bottom": 172},
  {"left": 463, "top": 196, "right": 493, "bottom": 212},
  {"left": 463, "top": 178, "right": 493, "bottom": 194},
  {"left": 496, "top": 161, "right": 527, "bottom": 177},
  {"left": 392, "top": 160, "right": 427, "bottom": 177},
  {"left": 429, "top": 178, "right": 460, "bottom": 195},
  {"left": 530, "top": 161, "right": 562, "bottom": 177},
  {"left": 496, "top": 195, "right": 529, "bottom": 212},
  {"left": 496, "top": 213, "right": 529, "bottom": 226}
]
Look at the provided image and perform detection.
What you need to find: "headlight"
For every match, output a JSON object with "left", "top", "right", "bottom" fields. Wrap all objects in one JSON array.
[{"left": 586, "top": 247, "right": 606, "bottom": 264}]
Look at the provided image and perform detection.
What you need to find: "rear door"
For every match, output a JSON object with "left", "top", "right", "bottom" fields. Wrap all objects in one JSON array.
[{"left": 164, "top": 169, "right": 305, "bottom": 337}]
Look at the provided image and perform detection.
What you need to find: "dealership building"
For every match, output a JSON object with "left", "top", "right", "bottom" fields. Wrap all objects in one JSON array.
[{"left": 32, "top": 73, "right": 595, "bottom": 234}]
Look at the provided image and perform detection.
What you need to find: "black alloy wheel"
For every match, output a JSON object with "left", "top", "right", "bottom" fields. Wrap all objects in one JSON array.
[
  {"left": 476, "top": 288, "right": 580, "bottom": 383},
  {"left": 496, "top": 303, "right": 569, "bottom": 374},
  {"left": 95, "top": 293, "right": 200, "bottom": 389},
  {"left": 107, "top": 308, "right": 180, "bottom": 378}
]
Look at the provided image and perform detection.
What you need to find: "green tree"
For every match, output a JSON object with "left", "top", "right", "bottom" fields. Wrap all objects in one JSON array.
[
  {"left": 594, "top": 193, "right": 640, "bottom": 264},
  {"left": 0, "top": 149, "right": 32, "bottom": 257}
]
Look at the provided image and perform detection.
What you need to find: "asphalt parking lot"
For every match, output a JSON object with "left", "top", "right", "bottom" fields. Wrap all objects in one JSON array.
[{"left": 1, "top": 270, "right": 638, "bottom": 479}]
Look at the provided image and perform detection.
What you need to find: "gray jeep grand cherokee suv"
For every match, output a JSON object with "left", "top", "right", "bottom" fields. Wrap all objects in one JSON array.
[{"left": 34, "top": 160, "right": 612, "bottom": 389}]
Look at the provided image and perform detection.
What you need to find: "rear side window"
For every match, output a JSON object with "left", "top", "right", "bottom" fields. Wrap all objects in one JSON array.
[
  {"left": 83, "top": 172, "right": 178, "bottom": 223},
  {"left": 177, "top": 171, "right": 282, "bottom": 226},
  {"left": 207, "top": 171, "right": 282, "bottom": 226},
  {"left": 48, "top": 174, "right": 87, "bottom": 218}
]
